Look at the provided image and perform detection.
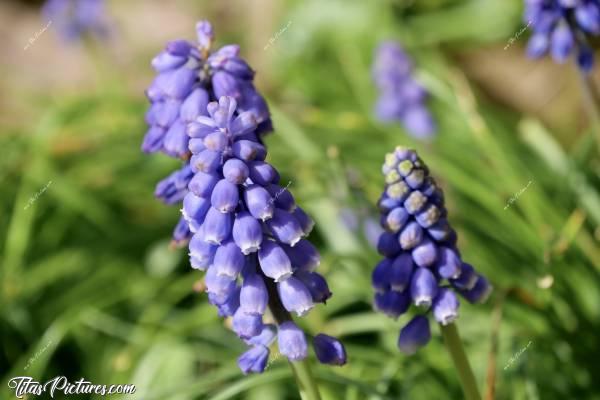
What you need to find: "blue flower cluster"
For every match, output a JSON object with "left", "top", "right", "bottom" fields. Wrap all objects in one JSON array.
[
  {"left": 372, "top": 147, "right": 492, "bottom": 354},
  {"left": 525, "top": 0, "right": 600, "bottom": 71},
  {"left": 372, "top": 41, "right": 436, "bottom": 140},
  {"left": 143, "top": 21, "right": 345, "bottom": 374},
  {"left": 43, "top": 0, "right": 110, "bottom": 41},
  {"left": 145, "top": 21, "right": 272, "bottom": 245},
  {"left": 182, "top": 96, "right": 346, "bottom": 373}
]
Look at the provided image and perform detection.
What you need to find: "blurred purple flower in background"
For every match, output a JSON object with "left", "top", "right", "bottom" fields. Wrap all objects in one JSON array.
[
  {"left": 372, "top": 41, "right": 436, "bottom": 140},
  {"left": 43, "top": 0, "right": 111, "bottom": 41},
  {"left": 524, "top": 0, "right": 600, "bottom": 72},
  {"left": 372, "top": 146, "right": 491, "bottom": 354}
]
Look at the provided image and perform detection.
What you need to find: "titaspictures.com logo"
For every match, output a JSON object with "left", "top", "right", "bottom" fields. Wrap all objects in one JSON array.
[{"left": 8, "top": 376, "right": 136, "bottom": 398}]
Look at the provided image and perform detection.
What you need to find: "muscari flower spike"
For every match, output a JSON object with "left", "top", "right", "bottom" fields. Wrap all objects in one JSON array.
[
  {"left": 43, "top": 0, "right": 111, "bottom": 42},
  {"left": 181, "top": 96, "right": 346, "bottom": 373},
  {"left": 372, "top": 41, "right": 436, "bottom": 140},
  {"left": 524, "top": 0, "right": 600, "bottom": 72},
  {"left": 142, "top": 20, "right": 273, "bottom": 246},
  {"left": 372, "top": 146, "right": 492, "bottom": 355}
]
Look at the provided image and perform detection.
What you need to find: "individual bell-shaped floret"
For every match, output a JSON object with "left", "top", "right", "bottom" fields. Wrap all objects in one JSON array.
[
  {"left": 432, "top": 288, "right": 460, "bottom": 326},
  {"left": 278, "top": 321, "right": 308, "bottom": 361},
  {"left": 212, "top": 240, "right": 245, "bottom": 278},
  {"left": 239, "top": 272, "right": 269, "bottom": 315},
  {"left": 410, "top": 267, "right": 438, "bottom": 308},
  {"left": 313, "top": 334, "right": 347, "bottom": 366},
  {"left": 257, "top": 240, "right": 293, "bottom": 282},
  {"left": 232, "top": 211, "right": 263, "bottom": 254},
  {"left": 237, "top": 345, "right": 269, "bottom": 374},
  {"left": 277, "top": 276, "right": 314, "bottom": 316},
  {"left": 398, "top": 315, "right": 431, "bottom": 355},
  {"left": 233, "top": 308, "right": 263, "bottom": 339}
]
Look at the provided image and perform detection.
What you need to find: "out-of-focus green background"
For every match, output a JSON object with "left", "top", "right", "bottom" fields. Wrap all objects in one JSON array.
[{"left": 1, "top": 0, "right": 600, "bottom": 399}]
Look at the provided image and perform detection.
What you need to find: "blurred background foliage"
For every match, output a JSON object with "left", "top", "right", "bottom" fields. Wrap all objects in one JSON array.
[{"left": 1, "top": 0, "right": 600, "bottom": 399}]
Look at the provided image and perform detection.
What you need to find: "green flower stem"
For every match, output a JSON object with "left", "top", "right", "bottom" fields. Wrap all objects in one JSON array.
[
  {"left": 440, "top": 323, "right": 481, "bottom": 400},
  {"left": 288, "top": 357, "right": 322, "bottom": 400},
  {"left": 264, "top": 273, "right": 322, "bottom": 400}
]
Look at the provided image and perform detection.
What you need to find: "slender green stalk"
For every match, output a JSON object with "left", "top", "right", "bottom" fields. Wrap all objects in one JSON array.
[
  {"left": 440, "top": 323, "right": 481, "bottom": 400},
  {"left": 264, "top": 271, "right": 322, "bottom": 400},
  {"left": 288, "top": 358, "right": 322, "bottom": 400}
]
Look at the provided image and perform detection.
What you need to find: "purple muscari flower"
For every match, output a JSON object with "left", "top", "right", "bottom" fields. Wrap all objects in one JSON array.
[
  {"left": 374, "top": 290, "right": 410, "bottom": 318},
  {"left": 189, "top": 233, "right": 217, "bottom": 270},
  {"left": 163, "top": 120, "right": 189, "bottom": 158},
  {"left": 142, "top": 22, "right": 341, "bottom": 375},
  {"left": 146, "top": 93, "right": 345, "bottom": 373},
  {"left": 211, "top": 179, "right": 240, "bottom": 213},
  {"left": 266, "top": 184, "right": 295, "bottom": 212},
  {"left": 277, "top": 276, "right": 314, "bottom": 316},
  {"left": 155, "top": 164, "right": 194, "bottom": 205},
  {"left": 223, "top": 159, "right": 249, "bottom": 184},
  {"left": 433, "top": 288, "right": 460, "bottom": 325},
  {"left": 232, "top": 140, "right": 266, "bottom": 162},
  {"left": 282, "top": 240, "right": 320, "bottom": 271},
  {"left": 377, "top": 231, "right": 402, "bottom": 257},
  {"left": 172, "top": 216, "right": 192, "bottom": 247},
  {"left": 196, "top": 20, "right": 214, "bottom": 51},
  {"left": 182, "top": 192, "right": 210, "bottom": 233},
  {"left": 240, "top": 272, "right": 268, "bottom": 315},
  {"left": 524, "top": 0, "right": 600, "bottom": 72},
  {"left": 389, "top": 253, "right": 414, "bottom": 292},
  {"left": 202, "top": 207, "right": 232, "bottom": 245},
  {"left": 459, "top": 275, "right": 493, "bottom": 304},
  {"left": 43, "top": 0, "right": 110, "bottom": 42},
  {"left": 216, "top": 286, "right": 240, "bottom": 317},
  {"left": 292, "top": 207, "right": 315, "bottom": 236},
  {"left": 313, "top": 334, "right": 347, "bottom": 365},
  {"left": 248, "top": 161, "right": 278, "bottom": 185},
  {"left": 237, "top": 324, "right": 277, "bottom": 374},
  {"left": 436, "top": 247, "right": 462, "bottom": 279},
  {"left": 238, "top": 345, "right": 269, "bottom": 374},
  {"left": 258, "top": 240, "right": 293, "bottom": 282},
  {"left": 410, "top": 267, "right": 438, "bottom": 307},
  {"left": 192, "top": 149, "right": 222, "bottom": 173},
  {"left": 371, "top": 146, "right": 491, "bottom": 353},
  {"left": 372, "top": 259, "right": 392, "bottom": 293},
  {"left": 372, "top": 41, "right": 436, "bottom": 139},
  {"left": 411, "top": 237, "right": 438, "bottom": 267},
  {"left": 265, "top": 209, "right": 304, "bottom": 246},
  {"left": 278, "top": 321, "right": 308, "bottom": 361},
  {"left": 232, "top": 211, "right": 263, "bottom": 254},
  {"left": 385, "top": 207, "right": 409, "bottom": 232},
  {"left": 245, "top": 324, "right": 277, "bottom": 347},
  {"left": 189, "top": 172, "right": 219, "bottom": 198},
  {"left": 398, "top": 315, "right": 431, "bottom": 355},
  {"left": 244, "top": 185, "right": 275, "bottom": 221},
  {"left": 233, "top": 308, "right": 263, "bottom": 339},
  {"left": 212, "top": 240, "right": 245, "bottom": 278},
  {"left": 142, "top": 20, "right": 273, "bottom": 244},
  {"left": 450, "top": 262, "right": 478, "bottom": 290},
  {"left": 295, "top": 270, "right": 332, "bottom": 304},
  {"left": 399, "top": 221, "right": 423, "bottom": 250},
  {"left": 205, "top": 266, "right": 236, "bottom": 304}
]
